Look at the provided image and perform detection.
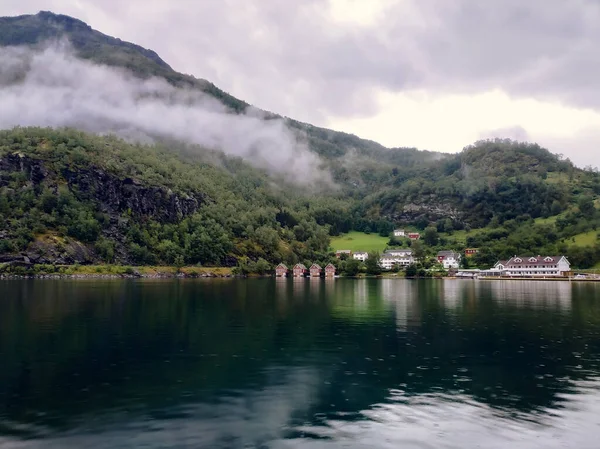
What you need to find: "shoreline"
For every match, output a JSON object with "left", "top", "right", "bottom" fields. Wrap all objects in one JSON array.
[
  {"left": 0, "top": 265, "right": 237, "bottom": 280},
  {"left": 1, "top": 275, "right": 597, "bottom": 282},
  {"left": 0, "top": 265, "right": 598, "bottom": 282}
]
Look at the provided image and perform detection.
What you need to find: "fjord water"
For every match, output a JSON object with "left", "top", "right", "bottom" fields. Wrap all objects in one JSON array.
[{"left": 1, "top": 279, "right": 600, "bottom": 448}]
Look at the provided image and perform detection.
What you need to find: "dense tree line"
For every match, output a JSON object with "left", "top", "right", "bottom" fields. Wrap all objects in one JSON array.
[
  {"left": 0, "top": 128, "right": 387, "bottom": 267},
  {"left": 1, "top": 129, "right": 599, "bottom": 270}
]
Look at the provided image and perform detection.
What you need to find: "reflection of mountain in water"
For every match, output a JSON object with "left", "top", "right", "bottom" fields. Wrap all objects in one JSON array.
[{"left": 0, "top": 279, "right": 599, "bottom": 444}]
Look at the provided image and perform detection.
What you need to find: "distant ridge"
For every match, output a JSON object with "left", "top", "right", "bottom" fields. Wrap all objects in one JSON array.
[{"left": 0, "top": 11, "right": 171, "bottom": 70}]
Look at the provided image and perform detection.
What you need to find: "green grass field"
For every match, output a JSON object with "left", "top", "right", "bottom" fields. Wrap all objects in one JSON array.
[
  {"left": 534, "top": 215, "right": 559, "bottom": 225},
  {"left": 442, "top": 229, "right": 469, "bottom": 244},
  {"left": 564, "top": 231, "right": 598, "bottom": 247},
  {"left": 330, "top": 232, "right": 389, "bottom": 253}
]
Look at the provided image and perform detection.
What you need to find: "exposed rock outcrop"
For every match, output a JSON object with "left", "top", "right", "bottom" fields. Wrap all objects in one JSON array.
[
  {"left": 388, "top": 196, "right": 464, "bottom": 224},
  {"left": 0, "top": 153, "right": 203, "bottom": 222}
]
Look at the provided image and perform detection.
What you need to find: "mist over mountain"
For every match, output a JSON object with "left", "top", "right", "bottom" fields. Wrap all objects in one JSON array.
[{"left": 0, "top": 43, "right": 333, "bottom": 186}]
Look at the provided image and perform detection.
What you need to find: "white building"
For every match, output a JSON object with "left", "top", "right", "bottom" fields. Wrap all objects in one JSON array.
[
  {"left": 437, "top": 251, "right": 461, "bottom": 269},
  {"left": 353, "top": 252, "right": 369, "bottom": 262},
  {"left": 379, "top": 249, "right": 414, "bottom": 270},
  {"left": 492, "top": 255, "right": 571, "bottom": 277},
  {"left": 393, "top": 229, "right": 405, "bottom": 237}
]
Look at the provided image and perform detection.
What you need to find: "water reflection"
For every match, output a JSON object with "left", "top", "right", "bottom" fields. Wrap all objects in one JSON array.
[
  {"left": 0, "top": 279, "right": 599, "bottom": 448},
  {"left": 488, "top": 280, "right": 573, "bottom": 309}
]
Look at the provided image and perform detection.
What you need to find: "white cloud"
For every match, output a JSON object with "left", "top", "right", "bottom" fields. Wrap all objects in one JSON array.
[{"left": 0, "top": 45, "right": 331, "bottom": 185}]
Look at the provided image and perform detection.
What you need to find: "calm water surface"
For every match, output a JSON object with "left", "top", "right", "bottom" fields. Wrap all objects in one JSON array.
[{"left": 1, "top": 279, "right": 600, "bottom": 448}]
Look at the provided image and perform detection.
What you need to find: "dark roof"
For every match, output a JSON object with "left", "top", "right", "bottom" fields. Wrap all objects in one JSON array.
[{"left": 437, "top": 251, "right": 460, "bottom": 257}]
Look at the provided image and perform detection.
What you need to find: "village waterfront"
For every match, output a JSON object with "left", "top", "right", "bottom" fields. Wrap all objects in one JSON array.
[{"left": 1, "top": 277, "right": 600, "bottom": 448}]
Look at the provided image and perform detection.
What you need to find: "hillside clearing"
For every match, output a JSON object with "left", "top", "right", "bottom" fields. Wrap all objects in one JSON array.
[
  {"left": 564, "top": 231, "right": 598, "bottom": 247},
  {"left": 534, "top": 215, "right": 559, "bottom": 225},
  {"left": 330, "top": 232, "right": 389, "bottom": 253},
  {"left": 442, "top": 229, "right": 469, "bottom": 244}
]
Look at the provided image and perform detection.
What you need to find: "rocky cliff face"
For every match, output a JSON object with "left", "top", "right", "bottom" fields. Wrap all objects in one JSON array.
[
  {"left": 0, "top": 153, "right": 203, "bottom": 222},
  {"left": 380, "top": 194, "right": 464, "bottom": 225},
  {"left": 395, "top": 200, "right": 464, "bottom": 222},
  {"left": 0, "top": 153, "right": 205, "bottom": 265}
]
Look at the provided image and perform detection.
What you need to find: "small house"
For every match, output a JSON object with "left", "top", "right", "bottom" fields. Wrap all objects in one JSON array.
[
  {"left": 408, "top": 232, "right": 420, "bottom": 240},
  {"left": 393, "top": 229, "right": 405, "bottom": 237},
  {"left": 353, "top": 252, "right": 368, "bottom": 262},
  {"left": 275, "top": 263, "right": 288, "bottom": 277},
  {"left": 335, "top": 250, "right": 352, "bottom": 259},
  {"left": 310, "top": 264, "right": 322, "bottom": 277},
  {"left": 465, "top": 248, "right": 479, "bottom": 257},
  {"left": 325, "top": 263, "right": 336, "bottom": 277},
  {"left": 293, "top": 263, "right": 307, "bottom": 277},
  {"left": 437, "top": 251, "right": 461, "bottom": 269}
]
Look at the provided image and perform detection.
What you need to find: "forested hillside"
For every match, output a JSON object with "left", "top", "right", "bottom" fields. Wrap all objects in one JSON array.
[
  {"left": 0, "top": 128, "right": 355, "bottom": 267},
  {"left": 0, "top": 12, "right": 599, "bottom": 270}
]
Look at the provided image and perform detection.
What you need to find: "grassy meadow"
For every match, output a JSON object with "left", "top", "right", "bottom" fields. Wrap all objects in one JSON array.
[
  {"left": 330, "top": 232, "right": 389, "bottom": 253},
  {"left": 564, "top": 231, "right": 598, "bottom": 247}
]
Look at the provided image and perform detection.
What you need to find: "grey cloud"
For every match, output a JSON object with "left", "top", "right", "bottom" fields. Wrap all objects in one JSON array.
[
  {"left": 5, "top": 1, "right": 600, "bottom": 115},
  {"left": 4, "top": 1, "right": 600, "bottom": 114},
  {"left": 90, "top": 0, "right": 600, "bottom": 119},
  {"left": 2, "top": 1, "right": 600, "bottom": 169},
  {"left": 0, "top": 44, "right": 332, "bottom": 185}
]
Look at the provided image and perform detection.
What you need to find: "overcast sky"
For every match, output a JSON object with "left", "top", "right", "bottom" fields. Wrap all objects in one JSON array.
[{"left": 2, "top": 0, "right": 600, "bottom": 167}]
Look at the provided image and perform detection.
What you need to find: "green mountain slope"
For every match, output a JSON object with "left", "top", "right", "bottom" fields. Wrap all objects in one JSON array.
[
  {"left": 0, "top": 11, "right": 599, "bottom": 270},
  {"left": 0, "top": 12, "right": 449, "bottom": 169},
  {"left": 0, "top": 128, "right": 345, "bottom": 266}
]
